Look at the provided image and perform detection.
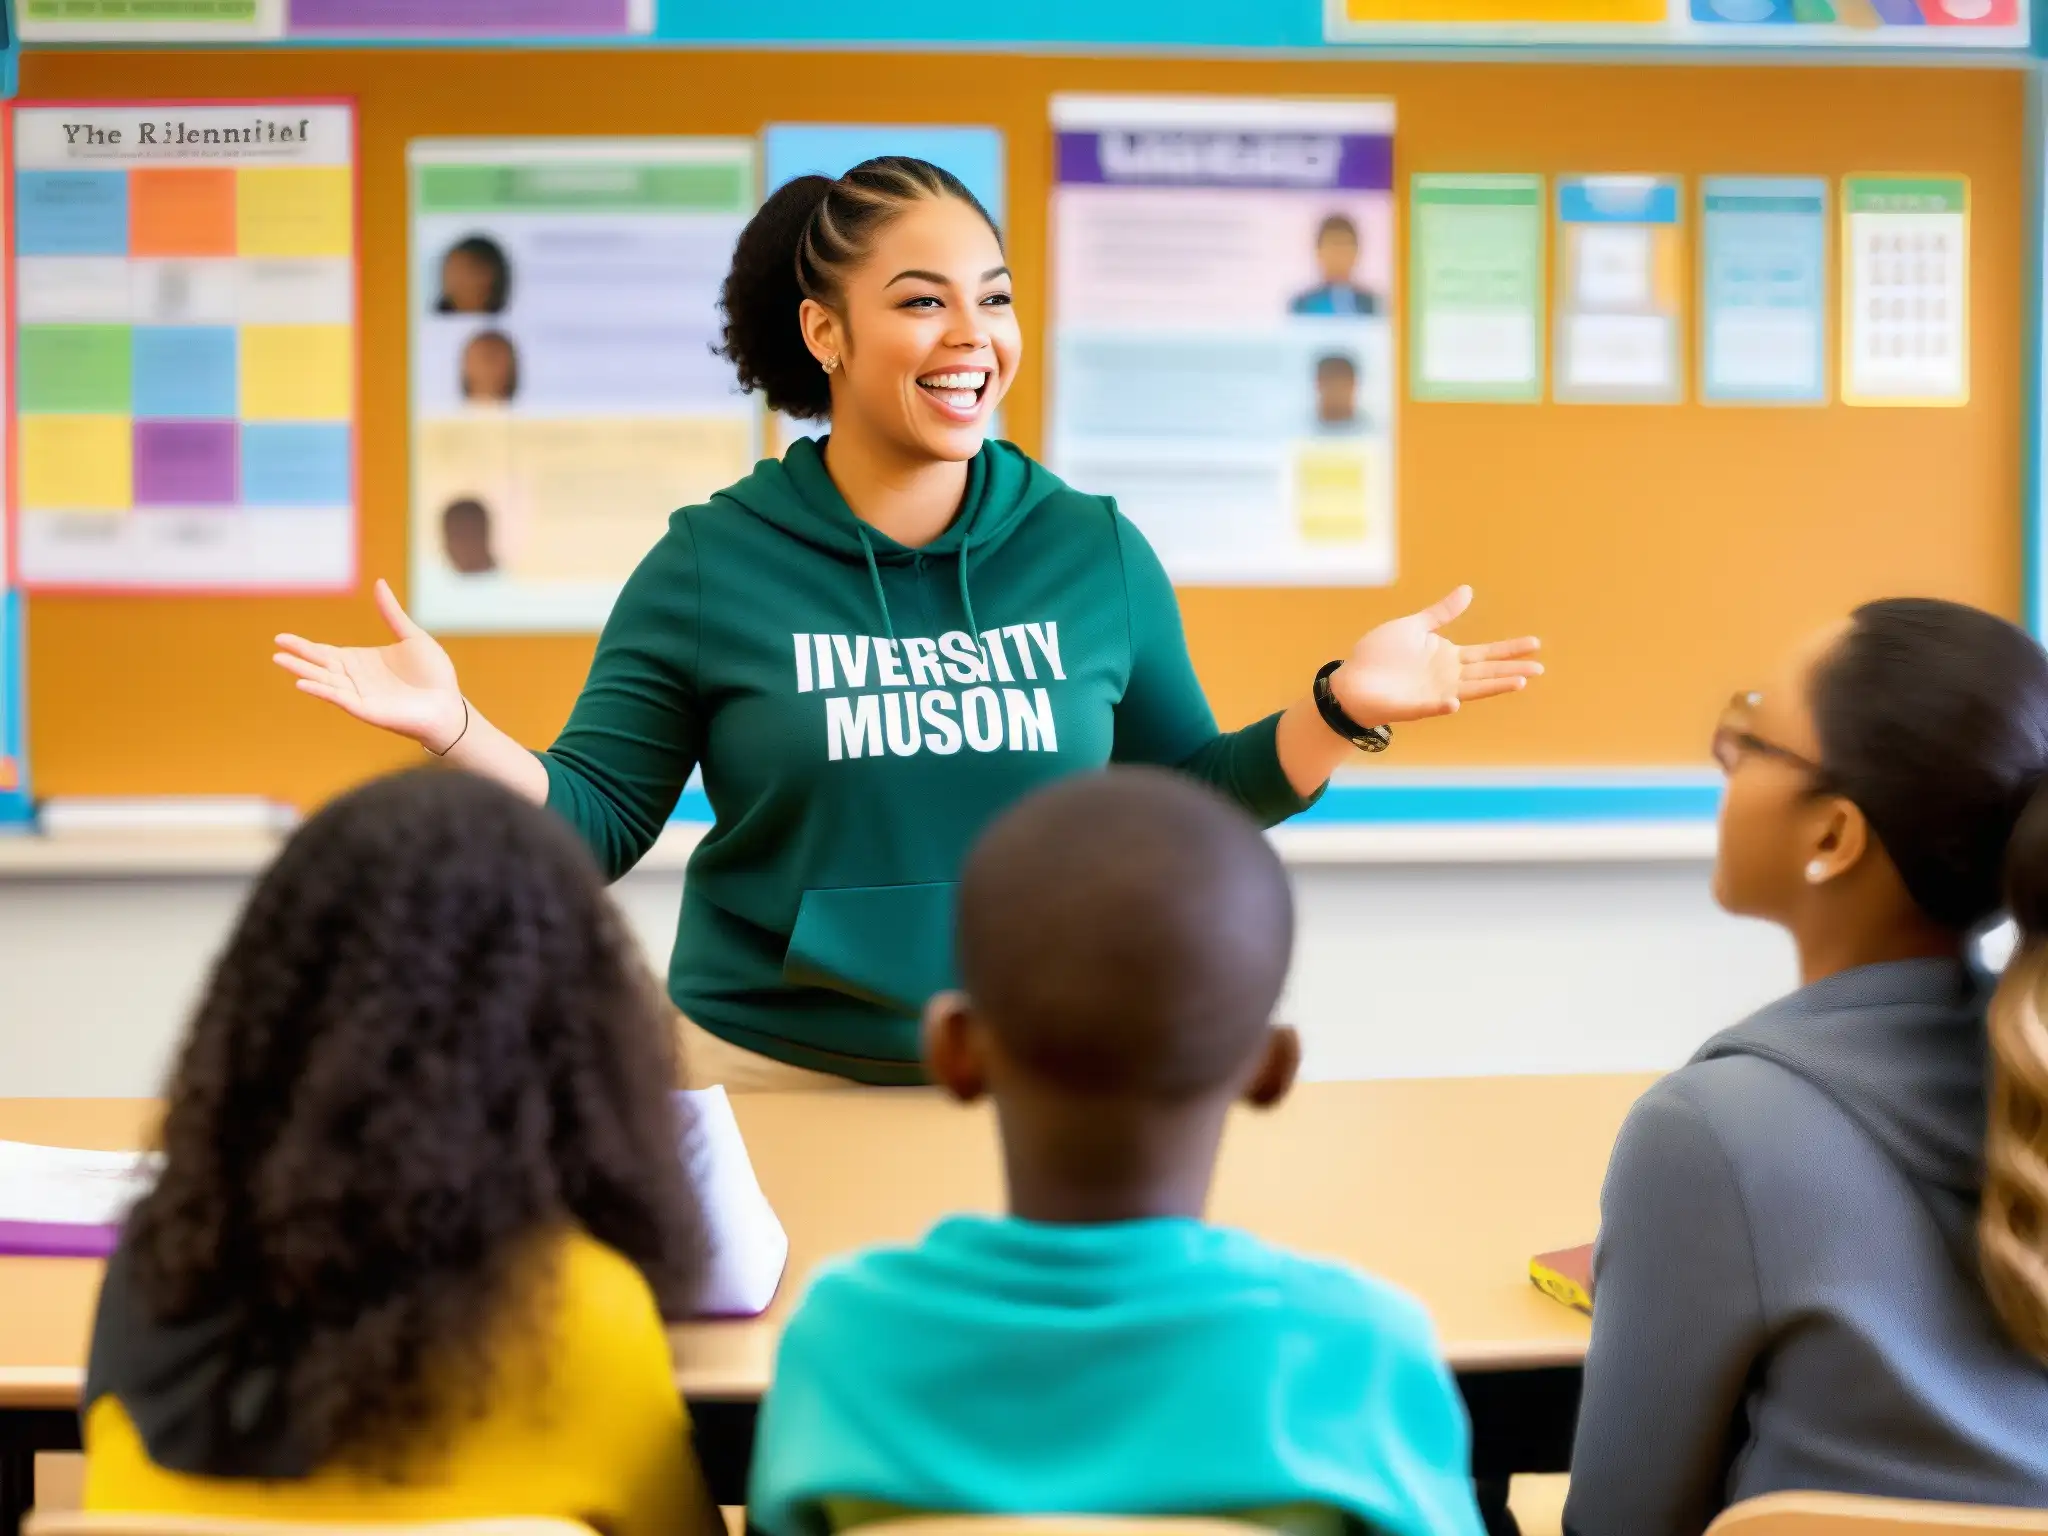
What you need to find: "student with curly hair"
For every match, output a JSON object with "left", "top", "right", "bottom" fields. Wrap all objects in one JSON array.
[
  {"left": 1567, "top": 600, "right": 2048, "bottom": 1536},
  {"left": 275, "top": 157, "right": 1541, "bottom": 1089},
  {"left": 81, "top": 769, "right": 717, "bottom": 1536}
]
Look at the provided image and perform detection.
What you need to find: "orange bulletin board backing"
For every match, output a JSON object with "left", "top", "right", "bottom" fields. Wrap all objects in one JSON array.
[{"left": 18, "top": 51, "right": 2026, "bottom": 808}]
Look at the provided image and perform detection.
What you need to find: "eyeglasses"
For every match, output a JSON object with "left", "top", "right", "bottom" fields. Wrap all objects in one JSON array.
[{"left": 1711, "top": 692, "right": 1825, "bottom": 779}]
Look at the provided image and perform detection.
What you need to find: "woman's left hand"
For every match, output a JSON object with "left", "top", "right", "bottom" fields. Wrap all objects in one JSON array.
[{"left": 1330, "top": 586, "right": 1542, "bottom": 726}]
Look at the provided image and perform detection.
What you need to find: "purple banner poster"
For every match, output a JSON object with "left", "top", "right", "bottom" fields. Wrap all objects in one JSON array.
[{"left": 289, "top": 0, "right": 637, "bottom": 34}]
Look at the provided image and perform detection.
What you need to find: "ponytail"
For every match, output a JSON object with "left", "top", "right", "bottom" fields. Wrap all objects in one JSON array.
[
  {"left": 715, "top": 157, "right": 1002, "bottom": 422},
  {"left": 1982, "top": 783, "right": 2048, "bottom": 1365}
]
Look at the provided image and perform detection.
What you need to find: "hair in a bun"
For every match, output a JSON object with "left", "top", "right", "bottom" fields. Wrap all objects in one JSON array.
[{"left": 716, "top": 157, "right": 1000, "bottom": 421}]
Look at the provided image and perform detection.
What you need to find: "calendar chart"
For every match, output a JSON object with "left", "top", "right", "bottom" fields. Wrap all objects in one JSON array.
[
  {"left": 1842, "top": 175, "right": 1968, "bottom": 408},
  {"left": 11, "top": 102, "right": 357, "bottom": 591}
]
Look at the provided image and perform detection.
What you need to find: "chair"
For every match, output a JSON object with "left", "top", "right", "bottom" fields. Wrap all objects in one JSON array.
[
  {"left": 854, "top": 1520, "right": 1281, "bottom": 1536},
  {"left": 1706, "top": 1493, "right": 2048, "bottom": 1536},
  {"left": 25, "top": 1517, "right": 596, "bottom": 1536}
]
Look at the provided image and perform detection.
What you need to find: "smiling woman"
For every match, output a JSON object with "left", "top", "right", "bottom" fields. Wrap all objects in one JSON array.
[{"left": 271, "top": 155, "right": 1544, "bottom": 1088}]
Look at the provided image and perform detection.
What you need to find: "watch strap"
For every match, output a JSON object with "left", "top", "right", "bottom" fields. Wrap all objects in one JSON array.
[{"left": 1314, "top": 661, "right": 1393, "bottom": 753}]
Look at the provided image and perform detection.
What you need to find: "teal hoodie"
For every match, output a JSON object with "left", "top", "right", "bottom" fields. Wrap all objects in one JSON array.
[
  {"left": 747, "top": 1215, "right": 1487, "bottom": 1536},
  {"left": 540, "top": 438, "right": 1317, "bottom": 1084}
]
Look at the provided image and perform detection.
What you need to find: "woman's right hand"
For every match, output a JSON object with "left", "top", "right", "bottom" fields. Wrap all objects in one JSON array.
[{"left": 274, "top": 579, "right": 467, "bottom": 753}]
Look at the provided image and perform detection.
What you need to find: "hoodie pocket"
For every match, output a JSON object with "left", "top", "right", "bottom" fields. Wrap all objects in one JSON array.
[{"left": 783, "top": 882, "right": 960, "bottom": 1018}]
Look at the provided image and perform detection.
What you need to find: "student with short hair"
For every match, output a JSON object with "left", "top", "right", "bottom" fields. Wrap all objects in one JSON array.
[
  {"left": 82, "top": 768, "right": 718, "bottom": 1536},
  {"left": 747, "top": 767, "right": 1485, "bottom": 1536},
  {"left": 1566, "top": 599, "right": 2048, "bottom": 1536}
]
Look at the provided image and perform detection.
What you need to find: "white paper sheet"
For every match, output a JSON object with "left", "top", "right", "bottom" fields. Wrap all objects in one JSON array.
[
  {"left": 678, "top": 1085, "right": 791, "bottom": 1317},
  {"left": 0, "top": 1090, "right": 788, "bottom": 1318},
  {"left": 0, "top": 1140, "right": 160, "bottom": 1227}
]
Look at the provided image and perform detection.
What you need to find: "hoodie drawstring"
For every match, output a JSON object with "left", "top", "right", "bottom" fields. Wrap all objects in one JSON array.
[
  {"left": 858, "top": 519, "right": 989, "bottom": 672},
  {"left": 956, "top": 522, "right": 983, "bottom": 674},
  {"left": 854, "top": 524, "right": 898, "bottom": 644}
]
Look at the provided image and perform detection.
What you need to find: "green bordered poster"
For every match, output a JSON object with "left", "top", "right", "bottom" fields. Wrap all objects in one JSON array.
[
  {"left": 19, "top": 0, "right": 283, "bottom": 42},
  {"left": 406, "top": 137, "right": 758, "bottom": 633},
  {"left": 1841, "top": 174, "right": 1968, "bottom": 408},
  {"left": 1409, "top": 174, "right": 1544, "bottom": 403}
]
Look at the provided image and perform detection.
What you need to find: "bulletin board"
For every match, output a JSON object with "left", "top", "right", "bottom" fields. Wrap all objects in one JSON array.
[{"left": 14, "top": 49, "right": 2025, "bottom": 809}]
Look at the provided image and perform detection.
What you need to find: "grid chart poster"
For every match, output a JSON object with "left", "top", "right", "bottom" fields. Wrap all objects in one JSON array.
[
  {"left": 1049, "top": 95, "right": 1396, "bottom": 587},
  {"left": 1700, "top": 177, "right": 1827, "bottom": 404},
  {"left": 1409, "top": 174, "right": 1543, "bottom": 403},
  {"left": 1842, "top": 175, "right": 1968, "bottom": 408},
  {"left": 19, "top": 0, "right": 651, "bottom": 41},
  {"left": 1553, "top": 176, "right": 1684, "bottom": 405},
  {"left": 13, "top": 102, "right": 357, "bottom": 592},
  {"left": 409, "top": 138, "right": 757, "bottom": 633}
]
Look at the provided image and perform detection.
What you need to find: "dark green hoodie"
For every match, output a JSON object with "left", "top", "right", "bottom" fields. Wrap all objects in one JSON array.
[{"left": 540, "top": 437, "right": 1316, "bottom": 1084}]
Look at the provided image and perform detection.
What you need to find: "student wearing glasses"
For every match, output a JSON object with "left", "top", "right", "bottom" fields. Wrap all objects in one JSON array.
[{"left": 1565, "top": 599, "right": 2048, "bottom": 1536}]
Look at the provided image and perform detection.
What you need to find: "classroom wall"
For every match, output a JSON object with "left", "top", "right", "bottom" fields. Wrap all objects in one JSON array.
[
  {"left": 0, "top": 859, "right": 1796, "bottom": 1095},
  {"left": 16, "top": 50, "right": 2027, "bottom": 809}
]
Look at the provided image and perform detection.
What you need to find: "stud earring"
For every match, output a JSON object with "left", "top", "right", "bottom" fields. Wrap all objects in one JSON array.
[
  {"left": 1806, "top": 859, "right": 1829, "bottom": 884},
  {"left": 821, "top": 355, "right": 840, "bottom": 374}
]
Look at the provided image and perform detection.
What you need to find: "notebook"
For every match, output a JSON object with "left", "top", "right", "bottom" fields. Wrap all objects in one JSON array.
[
  {"left": 0, "top": 1087, "right": 790, "bottom": 1317},
  {"left": 1529, "top": 1242, "right": 1594, "bottom": 1315}
]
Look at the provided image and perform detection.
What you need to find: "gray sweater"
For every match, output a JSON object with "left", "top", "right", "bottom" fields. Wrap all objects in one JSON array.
[{"left": 1564, "top": 958, "right": 2048, "bottom": 1536}]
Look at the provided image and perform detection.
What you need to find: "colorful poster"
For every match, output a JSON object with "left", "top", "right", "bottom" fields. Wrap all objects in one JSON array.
[
  {"left": 408, "top": 138, "right": 757, "bottom": 633},
  {"left": 13, "top": 102, "right": 357, "bottom": 592},
  {"left": 1409, "top": 174, "right": 1543, "bottom": 403},
  {"left": 1701, "top": 177, "right": 1827, "bottom": 404},
  {"left": 287, "top": 0, "right": 653, "bottom": 34},
  {"left": 1048, "top": 94, "right": 1396, "bottom": 587},
  {"left": 1842, "top": 175, "right": 1968, "bottom": 408},
  {"left": 1326, "top": 0, "right": 2024, "bottom": 45},
  {"left": 1554, "top": 176, "right": 1684, "bottom": 404},
  {"left": 19, "top": 0, "right": 651, "bottom": 39},
  {"left": 762, "top": 124, "right": 1006, "bottom": 451}
]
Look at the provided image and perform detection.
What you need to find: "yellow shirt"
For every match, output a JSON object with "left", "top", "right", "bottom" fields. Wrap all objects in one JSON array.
[{"left": 84, "top": 1232, "right": 713, "bottom": 1536}]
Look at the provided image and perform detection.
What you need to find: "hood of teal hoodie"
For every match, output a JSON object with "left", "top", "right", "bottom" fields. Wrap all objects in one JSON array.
[{"left": 712, "top": 434, "right": 1067, "bottom": 645}]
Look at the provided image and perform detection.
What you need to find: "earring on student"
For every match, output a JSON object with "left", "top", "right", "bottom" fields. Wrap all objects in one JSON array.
[
  {"left": 1806, "top": 860, "right": 1829, "bottom": 884},
  {"left": 821, "top": 355, "right": 840, "bottom": 374}
]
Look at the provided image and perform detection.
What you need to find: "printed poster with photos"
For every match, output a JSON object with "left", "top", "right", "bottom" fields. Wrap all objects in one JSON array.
[
  {"left": 408, "top": 137, "right": 758, "bottom": 633},
  {"left": 1048, "top": 94, "right": 1396, "bottom": 587}
]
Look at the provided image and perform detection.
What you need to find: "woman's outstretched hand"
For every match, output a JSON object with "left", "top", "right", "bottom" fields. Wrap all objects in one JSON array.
[
  {"left": 1332, "top": 586, "right": 1542, "bottom": 726},
  {"left": 274, "top": 579, "right": 467, "bottom": 752}
]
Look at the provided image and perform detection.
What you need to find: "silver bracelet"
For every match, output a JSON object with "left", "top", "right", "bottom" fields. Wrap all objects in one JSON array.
[{"left": 427, "top": 698, "right": 471, "bottom": 758}]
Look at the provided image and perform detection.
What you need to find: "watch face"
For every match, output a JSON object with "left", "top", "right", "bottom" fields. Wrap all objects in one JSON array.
[{"left": 1359, "top": 725, "right": 1393, "bottom": 753}]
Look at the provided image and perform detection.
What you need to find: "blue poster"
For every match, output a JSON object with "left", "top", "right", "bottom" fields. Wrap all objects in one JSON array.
[
  {"left": 0, "top": 591, "right": 27, "bottom": 826},
  {"left": 761, "top": 124, "right": 1005, "bottom": 218},
  {"left": 1701, "top": 176, "right": 1828, "bottom": 404}
]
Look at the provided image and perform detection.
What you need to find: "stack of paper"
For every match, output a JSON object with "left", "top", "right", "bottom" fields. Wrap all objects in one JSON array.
[
  {"left": 0, "top": 1141, "right": 161, "bottom": 1257},
  {"left": 0, "top": 1091, "right": 789, "bottom": 1317}
]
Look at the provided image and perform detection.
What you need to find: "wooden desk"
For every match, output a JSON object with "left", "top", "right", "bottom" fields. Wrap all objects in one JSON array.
[{"left": 0, "top": 1076, "right": 1651, "bottom": 1520}]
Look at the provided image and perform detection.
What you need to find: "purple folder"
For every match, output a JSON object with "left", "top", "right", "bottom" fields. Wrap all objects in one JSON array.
[{"left": 0, "top": 1219, "right": 119, "bottom": 1259}]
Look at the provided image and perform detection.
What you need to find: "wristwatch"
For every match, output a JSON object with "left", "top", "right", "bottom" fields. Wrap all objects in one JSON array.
[{"left": 1314, "top": 661, "right": 1393, "bottom": 753}]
